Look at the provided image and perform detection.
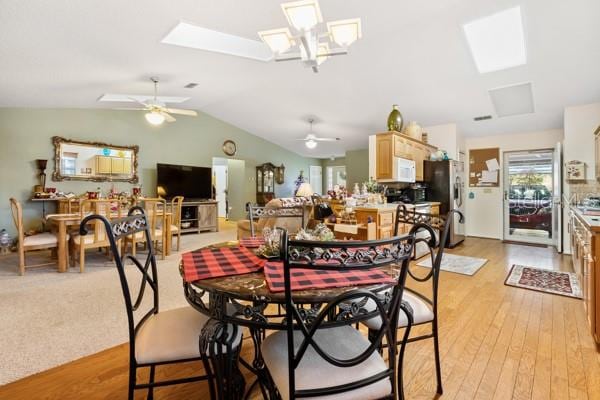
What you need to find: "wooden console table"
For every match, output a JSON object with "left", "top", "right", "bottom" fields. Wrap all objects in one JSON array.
[{"left": 180, "top": 200, "right": 219, "bottom": 234}]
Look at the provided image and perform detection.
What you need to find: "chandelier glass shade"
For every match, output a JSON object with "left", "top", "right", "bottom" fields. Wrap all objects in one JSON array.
[{"left": 258, "top": 0, "right": 361, "bottom": 72}]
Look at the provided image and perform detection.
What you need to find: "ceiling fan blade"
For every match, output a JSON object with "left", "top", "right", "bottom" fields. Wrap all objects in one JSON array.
[
  {"left": 165, "top": 108, "right": 198, "bottom": 116},
  {"left": 294, "top": 138, "right": 309, "bottom": 141},
  {"left": 112, "top": 107, "right": 147, "bottom": 111},
  {"left": 128, "top": 97, "right": 150, "bottom": 108},
  {"left": 314, "top": 137, "right": 341, "bottom": 142},
  {"left": 161, "top": 112, "right": 176, "bottom": 122}
]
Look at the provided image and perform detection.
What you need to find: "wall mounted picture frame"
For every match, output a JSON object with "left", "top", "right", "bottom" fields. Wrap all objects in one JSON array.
[{"left": 566, "top": 160, "right": 585, "bottom": 182}]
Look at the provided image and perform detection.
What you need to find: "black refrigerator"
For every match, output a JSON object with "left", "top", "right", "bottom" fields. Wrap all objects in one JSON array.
[{"left": 424, "top": 160, "right": 465, "bottom": 247}]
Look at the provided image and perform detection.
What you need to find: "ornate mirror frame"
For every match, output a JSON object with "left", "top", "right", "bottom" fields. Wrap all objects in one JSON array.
[{"left": 52, "top": 136, "right": 139, "bottom": 183}]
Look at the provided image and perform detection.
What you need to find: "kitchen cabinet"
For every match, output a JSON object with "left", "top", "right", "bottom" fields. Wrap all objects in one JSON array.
[
  {"left": 375, "top": 131, "right": 437, "bottom": 182},
  {"left": 95, "top": 155, "right": 132, "bottom": 175},
  {"left": 569, "top": 207, "right": 600, "bottom": 342}
]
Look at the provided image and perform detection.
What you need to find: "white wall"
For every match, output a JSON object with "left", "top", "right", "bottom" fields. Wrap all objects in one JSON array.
[
  {"left": 425, "top": 123, "right": 461, "bottom": 160},
  {"left": 562, "top": 102, "right": 600, "bottom": 253},
  {"left": 464, "top": 129, "right": 564, "bottom": 239}
]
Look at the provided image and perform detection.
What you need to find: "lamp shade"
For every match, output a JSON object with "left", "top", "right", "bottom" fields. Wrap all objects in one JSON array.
[
  {"left": 281, "top": 0, "right": 322, "bottom": 32},
  {"left": 295, "top": 182, "right": 314, "bottom": 197}
]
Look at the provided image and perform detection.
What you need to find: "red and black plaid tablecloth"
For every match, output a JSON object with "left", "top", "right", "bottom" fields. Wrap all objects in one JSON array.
[
  {"left": 181, "top": 246, "right": 265, "bottom": 282},
  {"left": 263, "top": 261, "right": 395, "bottom": 293},
  {"left": 239, "top": 237, "right": 265, "bottom": 248}
]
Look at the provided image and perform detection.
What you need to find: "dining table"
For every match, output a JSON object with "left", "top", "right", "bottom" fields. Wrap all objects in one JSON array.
[
  {"left": 45, "top": 210, "right": 172, "bottom": 272},
  {"left": 180, "top": 239, "right": 406, "bottom": 400}
]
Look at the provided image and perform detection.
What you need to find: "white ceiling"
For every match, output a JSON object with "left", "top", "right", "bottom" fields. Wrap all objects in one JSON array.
[{"left": 1, "top": 0, "right": 599, "bottom": 158}]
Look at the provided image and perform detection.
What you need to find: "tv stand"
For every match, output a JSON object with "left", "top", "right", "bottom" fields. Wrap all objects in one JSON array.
[{"left": 180, "top": 200, "right": 218, "bottom": 234}]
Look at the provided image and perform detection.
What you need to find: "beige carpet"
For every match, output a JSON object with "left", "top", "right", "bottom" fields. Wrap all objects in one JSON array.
[{"left": 0, "top": 220, "right": 237, "bottom": 385}]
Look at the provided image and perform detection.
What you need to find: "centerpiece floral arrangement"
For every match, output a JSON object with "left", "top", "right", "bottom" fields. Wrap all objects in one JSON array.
[{"left": 294, "top": 223, "right": 335, "bottom": 241}]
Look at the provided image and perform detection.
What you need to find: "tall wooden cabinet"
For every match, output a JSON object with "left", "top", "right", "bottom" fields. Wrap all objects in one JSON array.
[{"left": 375, "top": 132, "right": 437, "bottom": 182}]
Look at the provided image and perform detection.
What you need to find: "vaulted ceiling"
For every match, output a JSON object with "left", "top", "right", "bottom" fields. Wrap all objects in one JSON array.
[{"left": 1, "top": 0, "right": 599, "bottom": 157}]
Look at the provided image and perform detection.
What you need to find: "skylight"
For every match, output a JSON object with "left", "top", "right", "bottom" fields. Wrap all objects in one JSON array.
[
  {"left": 161, "top": 22, "right": 273, "bottom": 62},
  {"left": 463, "top": 6, "right": 527, "bottom": 73}
]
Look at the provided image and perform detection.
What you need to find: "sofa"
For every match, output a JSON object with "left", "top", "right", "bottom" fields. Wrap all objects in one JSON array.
[{"left": 237, "top": 198, "right": 313, "bottom": 239}]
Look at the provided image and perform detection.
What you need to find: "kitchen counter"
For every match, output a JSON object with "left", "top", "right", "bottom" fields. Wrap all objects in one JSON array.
[
  {"left": 354, "top": 201, "right": 440, "bottom": 212},
  {"left": 568, "top": 205, "right": 600, "bottom": 345},
  {"left": 571, "top": 206, "right": 600, "bottom": 232}
]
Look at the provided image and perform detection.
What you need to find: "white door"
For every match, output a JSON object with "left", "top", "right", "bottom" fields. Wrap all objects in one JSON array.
[
  {"left": 213, "top": 165, "right": 228, "bottom": 218},
  {"left": 309, "top": 165, "right": 323, "bottom": 195},
  {"left": 553, "top": 142, "right": 563, "bottom": 252},
  {"left": 503, "top": 150, "right": 554, "bottom": 245}
]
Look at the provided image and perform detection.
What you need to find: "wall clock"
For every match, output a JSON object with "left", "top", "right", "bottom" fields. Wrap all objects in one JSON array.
[{"left": 222, "top": 140, "right": 237, "bottom": 156}]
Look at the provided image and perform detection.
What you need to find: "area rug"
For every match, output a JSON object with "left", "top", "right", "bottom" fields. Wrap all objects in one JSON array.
[
  {"left": 504, "top": 264, "right": 583, "bottom": 299},
  {"left": 416, "top": 253, "right": 488, "bottom": 276}
]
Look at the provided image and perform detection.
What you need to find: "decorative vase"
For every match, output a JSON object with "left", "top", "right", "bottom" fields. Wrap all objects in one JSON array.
[
  {"left": 387, "top": 104, "right": 404, "bottom": 132},
  {"left": 405, "top": 121, "right": 423, "bottom": 141}
]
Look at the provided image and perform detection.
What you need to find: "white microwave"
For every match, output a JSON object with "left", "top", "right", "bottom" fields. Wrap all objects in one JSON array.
[{"left": 379, "top": 157, "right": 416, "bottom": 183}]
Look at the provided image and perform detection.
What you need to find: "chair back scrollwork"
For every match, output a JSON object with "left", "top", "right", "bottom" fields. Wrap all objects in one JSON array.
[
  {"left": 280, "top": 231, "right": 415, "bottom": 399},
  {"left": 248, "top": 204, "right": 304, "bottom": 237}
]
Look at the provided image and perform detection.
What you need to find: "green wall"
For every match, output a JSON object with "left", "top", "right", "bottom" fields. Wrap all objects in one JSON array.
[
  {"left": 0, "top": 108, "right": 319, "bottom": 235},
  {"left": 346, "top": 149, "right": 370, "bottom": 190}
]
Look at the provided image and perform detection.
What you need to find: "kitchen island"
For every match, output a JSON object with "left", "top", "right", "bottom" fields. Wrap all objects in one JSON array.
[{"left": 354, "top": 202, "right": 441, "bottom": 239}]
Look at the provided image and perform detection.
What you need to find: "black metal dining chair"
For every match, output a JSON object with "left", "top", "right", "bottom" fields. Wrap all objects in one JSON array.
[
  {"left": 363, "top": 209, "right": 464, "bottom": 395},
  {"left": 79, "top": 207, "right": 242, "bottom": 400},
  {"left": 261, "top": 232, "right": 416, "bottom": 400},
  {"left": 248, "top": 203, "right": 305, "bottom": 237}
]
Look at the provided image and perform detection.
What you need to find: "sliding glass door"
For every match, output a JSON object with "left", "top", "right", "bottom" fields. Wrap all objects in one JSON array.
[{"left": 503, "top": 150, "right": 554, "bottom": 245}]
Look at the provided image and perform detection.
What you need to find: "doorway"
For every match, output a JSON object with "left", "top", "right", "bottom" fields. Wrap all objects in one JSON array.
[
  {"left": 309, "top": 165, "right": 323, "bottom": 195},
  {"left": 326, "top": 166, "right": 347, "bottom": 192},
  {"left": 212, "top": 158, "right": 228, "bottom": 219},
  {"left": 212, "top": 158, "right": 246, "bottom": 221},
  {"left": 503, "top": 149, "right": 555, "bottom": 246}
]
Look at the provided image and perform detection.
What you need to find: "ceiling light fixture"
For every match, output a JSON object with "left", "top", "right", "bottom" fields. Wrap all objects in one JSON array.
[
  {"left": 258, "top": 0, "right": 362, "bottom": 73},
  {"left": 463, "top": 6, "right": 527, "bottom": 73},
  {"left": 305, "top": 138, "right": 318, "bottom": 149},
  {"left": 145, "top": 111, "right": 165, "bottom": 125}
]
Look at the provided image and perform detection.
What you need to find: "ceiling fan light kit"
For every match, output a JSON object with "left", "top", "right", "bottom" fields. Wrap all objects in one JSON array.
[
  {"left": 145, "top": 111, "right": 165, "bottom": 125},
  {"left": 259, "top": 0, "right": 362, "bottom": 73}
]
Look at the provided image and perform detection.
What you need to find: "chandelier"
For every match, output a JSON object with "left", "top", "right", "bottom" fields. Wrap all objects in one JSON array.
[{"left": 258, "top": 0, "right": 362, "bottom": 73}]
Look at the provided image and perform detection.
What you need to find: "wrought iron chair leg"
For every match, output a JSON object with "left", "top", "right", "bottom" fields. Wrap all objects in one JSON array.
[
  {"left": 432, "top": 320, "right": 443, "bottom": 394},
  {"left": 128, "top": 365, "right": 136, "bottom": 400},
  {"left": 147, "top": 364, "right": 156, "bottom": 400}
]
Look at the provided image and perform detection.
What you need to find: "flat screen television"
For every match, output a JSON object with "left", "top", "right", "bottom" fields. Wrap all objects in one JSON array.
[{"left": 156, "top": 163, "right": 212, "bottom": 200}]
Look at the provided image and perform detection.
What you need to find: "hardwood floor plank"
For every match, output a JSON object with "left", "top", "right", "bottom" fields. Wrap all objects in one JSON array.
[
  {"left": 531, "top": 294, "right": 553, "bottom": 400},
  {"left": 0, "top": 238, "right": 595, "bottom": 400}
]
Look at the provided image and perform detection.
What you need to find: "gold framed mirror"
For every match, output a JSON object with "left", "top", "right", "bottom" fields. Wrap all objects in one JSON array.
[{"left": 52, "top": 136, "right": 139, "bottom": 183}]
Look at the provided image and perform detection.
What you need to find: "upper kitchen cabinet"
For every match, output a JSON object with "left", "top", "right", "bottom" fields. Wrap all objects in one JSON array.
[{"left": 375, "top": 132, "right": 437, "bottom": 182}]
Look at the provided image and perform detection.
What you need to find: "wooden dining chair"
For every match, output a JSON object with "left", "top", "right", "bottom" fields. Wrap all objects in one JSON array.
[
  {"left": 71, "top": 199, "right": 123, "bottom": 273},
  {"left": 363, "top": 209, "right": 464, "bottom": 395},
  {"left": 169, "top": 196, "right": 184, "bottom": 252},
  {"left": 79, "top": 208, "right": 242, "bottom": 400},
  {"left": 9, "top": 198, "right": 64, "bottom": 275},
  {"left": 261, "top": 232, "right": 415, "bottom": 400},
  {"left": 123, "top": 198, "right": 167, "bottom": 260}
]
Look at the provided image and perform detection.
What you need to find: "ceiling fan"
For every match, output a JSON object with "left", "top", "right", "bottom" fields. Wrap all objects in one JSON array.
[
  {"left": 99, "top": 77, "right": 198, "bottom": 125},
  {"left": 295, "top": 119, "right": 340, "bottom": 149}
]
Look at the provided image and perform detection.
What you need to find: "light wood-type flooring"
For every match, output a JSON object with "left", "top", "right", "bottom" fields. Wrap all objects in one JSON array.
[{"left": 1, "top": 237, "right": 599, "bottom": 400}]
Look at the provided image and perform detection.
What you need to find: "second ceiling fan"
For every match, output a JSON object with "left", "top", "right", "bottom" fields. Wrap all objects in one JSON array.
[{"left": 296, "top": 119, "right": 340, "bottom": 149}]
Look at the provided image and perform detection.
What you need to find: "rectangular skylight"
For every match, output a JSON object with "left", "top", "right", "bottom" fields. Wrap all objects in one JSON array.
[
  {"left": 161, "top": 21, "right": 273, "bottom": 62},
  {"left": 463, "top": 6, "right": 527, "bottom": 73},
  {"left": 488, "top": 82, "right": 534, "bottom": 117}
]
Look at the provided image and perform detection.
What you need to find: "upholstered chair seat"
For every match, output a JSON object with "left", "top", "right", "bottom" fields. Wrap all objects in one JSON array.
[
  {"left": 135, "top": 306, "right": 242, "bottom": 365},
  {"left": 262, "top": 325, "right": 392, "bottom": 400},
  {"left": 362, "top": 290, "right": 434, "bottom": 330},
  {"left": 23, "top": 232, "right": 66, "bottom": 247}
]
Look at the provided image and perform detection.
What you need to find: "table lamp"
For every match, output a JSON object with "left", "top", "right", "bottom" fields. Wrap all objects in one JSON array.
[
  {"left": 295, "top": 182, "right": 314, "bottom": 198},
  {"left": 35, "top": 159, "right": 48, "bottom": 191}
]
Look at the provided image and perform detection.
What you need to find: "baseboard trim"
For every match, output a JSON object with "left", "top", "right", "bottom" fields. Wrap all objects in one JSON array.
[{"left": 501, "top": 240, "right": 548, "bottom": 248}]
